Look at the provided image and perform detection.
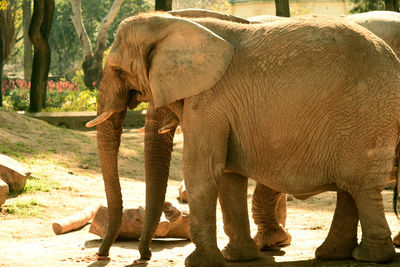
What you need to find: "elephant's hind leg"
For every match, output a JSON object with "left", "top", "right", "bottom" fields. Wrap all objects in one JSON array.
[
  {"left": 218, "top": 172, "right": 261, "bottom": 261},
  {"left": 315, "top": 191, "right": 358, "bottom": 260},
  {"left": 351, "top": 190, "right": 395, "bottom": 262},
  {"left": 252, "top": 183, "right": 291, "bottom": 249}
]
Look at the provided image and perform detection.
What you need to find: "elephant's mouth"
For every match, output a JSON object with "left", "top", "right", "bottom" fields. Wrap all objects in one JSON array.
[
  {"left": 127, "top": 89, "right": 141, "bottom": 109},
  {"left": 85, "top": 89, "right": 141, "bottom": 128}
]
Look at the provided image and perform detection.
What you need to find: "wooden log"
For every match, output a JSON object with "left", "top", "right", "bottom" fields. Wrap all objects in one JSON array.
[
  {"left": 52, "top": 206, "right": 96, "bottom": 235},
  {"left": 89, "top": 205, "right": 170, "bottom": 239}
]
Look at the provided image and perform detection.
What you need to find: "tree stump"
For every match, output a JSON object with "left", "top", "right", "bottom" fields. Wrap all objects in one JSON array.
[
  {"left": 160, "top": 202, "right": 190, "bottom": 239},
  {"left": 89, "top": 205, "right": 170, "bottom": 240},
  {"left": 0, "top": 179, "right": 9, "bottom": 208},
  {"left": 89, "top": 203, "right": 190, "bottom": 240},
  {"left": 0, "top": 154, "right": 31, "bottom": 192}
]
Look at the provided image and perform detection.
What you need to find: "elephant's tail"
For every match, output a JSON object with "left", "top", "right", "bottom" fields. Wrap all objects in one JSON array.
[{"left": 393, "top": 146, "right": 400, "bottom": 218}]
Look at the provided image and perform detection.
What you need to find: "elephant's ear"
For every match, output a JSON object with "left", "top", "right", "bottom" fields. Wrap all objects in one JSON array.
[{"left": 149, "top": 17, "right": 234, "bottom": 108}]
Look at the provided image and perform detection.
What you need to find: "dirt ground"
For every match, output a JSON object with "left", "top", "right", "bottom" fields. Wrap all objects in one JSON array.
[{"left": 1, "top": 122, "right": 400, "bottom": 266}]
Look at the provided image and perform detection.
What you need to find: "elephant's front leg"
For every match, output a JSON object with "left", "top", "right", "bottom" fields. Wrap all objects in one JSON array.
[
  {"left": 182, "top": 111, "right": 229, "bottom": 267},
  {"left": 184, "top": 164, "right": 225, "bottom": 267},
  {"left": 252, "top": 183, "right": 291, "bottom": 249},
  {"left": 219, "top": 172, "right": 261, "bottom": 261},
  {"left": 315, "top": 191, "right": 358, "bottom": 260}
]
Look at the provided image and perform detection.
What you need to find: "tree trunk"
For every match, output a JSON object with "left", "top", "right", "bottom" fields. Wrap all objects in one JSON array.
[
  {"left": 0, "top": 2, "right": 16, "bottom": 107},
  {"left": 275, "top": 0, "right": 290, "bottom": 17},
  {"left": 29, "top": 0, "right": 54, "bottom": 112},
  {"left": 155, "top": 0, "right": 172, "bottom": 11},
  {"left": 71, "top": 0, "right": 125, "bottom": 90},
  {"left": 385, "top": 0, "right": 399, "bottom": 11},
  {"left": 0, "top": 14, "right": 3, "bottom": 107},
  {"left": 70, "top": 0, "right": 94, "bottom": 88},
  {"left": 23, "top": 0, "right": 32, "bottom": 82}
]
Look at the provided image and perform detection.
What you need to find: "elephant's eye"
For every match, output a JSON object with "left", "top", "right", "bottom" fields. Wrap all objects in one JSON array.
[{"left": 115, "top": 68, "right": 123, "bottom": 76}]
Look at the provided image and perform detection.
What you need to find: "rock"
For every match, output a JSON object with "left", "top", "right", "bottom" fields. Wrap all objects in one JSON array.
[
  {"left": 178, "top": 181, "right": 188, "bottom": 203},
  {"left": 287, "top": 195, "right": 294, "bottom": 201},
  {"left": 0, "top": 179, "right": 9, "bottom": 208},
  {"left": 0, "top": 154, "right": 31, "bottom": 192},
  {"left": 393, "top": 231, "right": 400, "bottom": 247}
]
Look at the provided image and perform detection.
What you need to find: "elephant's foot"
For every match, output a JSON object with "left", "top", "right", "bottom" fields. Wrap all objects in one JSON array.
[
  {"left": 185, "top": 247, "right": 225, "bottom": 267},
  {"left": 222, "top": 239, "right": 261, "bottom": 261},
  {"left": 139, "top": 246, "right": 152, "bottom": 260},
  {"left": 352, "top": 239, "right": 395, "bottom": 263},
  {"left": 96, "top": 254, "right": 111, "bottom": 261},
  {"left": 254, "top": 224, "right": 291, "bottom": 249},
  {"left": 315, "top": 238, "right": 357, "bottom": 260}
]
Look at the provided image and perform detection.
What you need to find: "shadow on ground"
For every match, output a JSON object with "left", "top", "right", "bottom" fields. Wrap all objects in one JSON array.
[{"left": 84, "top": 238, "right": 400, "bottom": 267}]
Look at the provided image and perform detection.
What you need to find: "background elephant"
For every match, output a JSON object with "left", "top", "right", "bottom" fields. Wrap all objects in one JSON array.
[
  {"left": 247, "top": 10, "right": 400, "bottom": 248},
  {"left": 87, "top": 12, "right": 400, "bottom": 266}
]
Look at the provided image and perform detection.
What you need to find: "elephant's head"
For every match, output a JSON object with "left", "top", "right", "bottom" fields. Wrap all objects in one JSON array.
[
  {"left": 86, "top": 14, "right": 234, "bottom": 128},
  {"left": 85, "top": 13, "right": 234, "bottom": 257}
]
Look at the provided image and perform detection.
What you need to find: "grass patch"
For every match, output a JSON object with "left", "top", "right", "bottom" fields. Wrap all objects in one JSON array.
[
  {"left": 0, "top": 140, "right": 39, "bottom": 160},
  {"left": 3, "top": 199, "right": 45, "bottom": 217},
  {"left": 22, "top": 175, "right": 62, "bottom": 193}
]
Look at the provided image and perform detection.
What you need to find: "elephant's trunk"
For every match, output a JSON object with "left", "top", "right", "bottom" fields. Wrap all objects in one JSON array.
[
  {"left": 96, "top": 110, "right": 126, "bottom": 256},
  {"left": 139, "top": 104, "right": 176, "bottom": 260}
]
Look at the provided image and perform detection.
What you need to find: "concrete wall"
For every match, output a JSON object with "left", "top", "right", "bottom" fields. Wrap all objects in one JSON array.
[{"left": 28, "top": 110, "right": 146, "bottom": 131}]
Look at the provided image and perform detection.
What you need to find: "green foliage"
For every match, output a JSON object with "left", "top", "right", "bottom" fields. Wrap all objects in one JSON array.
[
  {"left": 49, "top": 0, "right": 152, "bottom": 79},
  {"left": 0, "top": 0, "right": 7, "bottom": 10},
  {"left": 3, "top": 198, "right": 45, "bottom": 217},
  {"left": 173, "top": 0, "right": 231, "bottom": 12},
  {"left": 57, "top": 90, "right": 98, "bottom": 112},
  {"left": 290, "top": 4, "right": 312, "bottom": 16},
  {"left": 9, "top": 88, "right": 30, "bottom": 110},
  {"left": 350, "top": 0, "right": 385, "bottom": 13}
]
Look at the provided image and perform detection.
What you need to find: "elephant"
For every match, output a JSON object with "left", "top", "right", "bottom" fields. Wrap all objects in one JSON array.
[
  {"left": 139, "top": 10, "right": 400, "bottom": 257},
  {"left": 246, "top": 10, "right": 400, "bottom": 249},
  {"left": 135, "top": 9, "right": 291, "bottom": 257},
  {"left": 86, "top": 13, "right": 400, "bottom": 266}
]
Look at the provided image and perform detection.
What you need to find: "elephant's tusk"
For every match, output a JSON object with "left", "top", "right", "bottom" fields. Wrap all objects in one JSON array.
[
  {"left": 158, "top": 121, "right": 179, "bottom": 134},
  {"left": 86, "top": 111, "right": 114, "bottom": 128}
]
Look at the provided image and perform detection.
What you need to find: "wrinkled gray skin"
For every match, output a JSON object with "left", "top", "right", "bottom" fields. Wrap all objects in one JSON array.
[
  {"left": 87, "top": 13, "right": 400, "bottom": 266},
  {"left": 140, "top": 10, "right": 400, "bottom": 258},
  {"left": 138, "top": 10, "right": 291, "bottom": 258}
]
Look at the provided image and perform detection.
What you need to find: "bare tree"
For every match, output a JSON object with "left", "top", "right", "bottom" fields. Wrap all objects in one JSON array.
[
  {"left": 156, "top": 0, "right": 172, "bottom": 11},
  {"left": 275, "top": 0, "right": 290, "bottom": 17},
  {"left": 23, "top": 0, "right": 32, "bottom": 82},
  {"left": 29, "top": 0, "right": 55, "bottom": 112},
  {"left": 70, "top": 0, "right": 125, "bottom": 89}
]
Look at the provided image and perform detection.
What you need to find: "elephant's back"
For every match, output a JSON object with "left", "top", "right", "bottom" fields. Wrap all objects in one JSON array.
[{"left": 221, "top": 16, "right": 400, "bottom": 190}]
